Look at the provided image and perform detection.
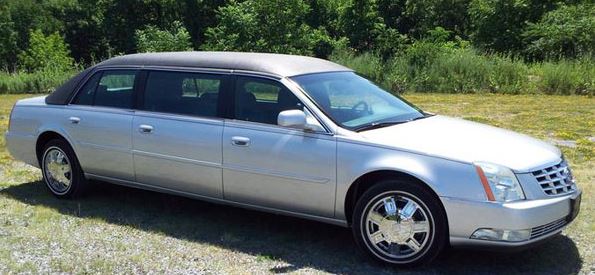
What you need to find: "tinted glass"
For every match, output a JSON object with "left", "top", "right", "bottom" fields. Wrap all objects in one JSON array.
[
  {"left": 72, "top": 72, "right": 101, "bottom": 105},
  {"left": 291, "top": 72, "right": 424, "bottom": 130},
  {"left": 143, "top": 71, "right": 223, "bottom": 117},
  {"left": 93, "top": 70, "right": 136, "bottom": 109},
  {"left": 234, "top": 77, "right": 302, "bottom": 125}
]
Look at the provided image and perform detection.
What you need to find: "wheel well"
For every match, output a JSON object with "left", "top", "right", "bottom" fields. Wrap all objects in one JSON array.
[
  {"left": 344, "top": 170, "right": 446, "bottom": 226},
  {"left": 35, "top": 131, "right": 68, "bottom": 165}
]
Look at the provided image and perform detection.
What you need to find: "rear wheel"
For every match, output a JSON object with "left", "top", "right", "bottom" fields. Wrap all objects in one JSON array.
[
  {"left": 352, "top": 179, "right": 447, "bottom": 267},
  {"left": 41, "top": 139, "right": 87, "bottom": 198}
]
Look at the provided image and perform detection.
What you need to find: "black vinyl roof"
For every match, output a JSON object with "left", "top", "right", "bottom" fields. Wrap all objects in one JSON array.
[{"left": 97, "top": 51, "right": 352, "bottom": 77}]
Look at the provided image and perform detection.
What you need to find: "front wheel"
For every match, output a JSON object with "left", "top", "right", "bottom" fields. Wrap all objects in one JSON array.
[
  {"left": 41, "top": 139, "right": 87, "bottom": 198},
  {"left": 352, "top": 180, "right": 447, "bottom": 267}
]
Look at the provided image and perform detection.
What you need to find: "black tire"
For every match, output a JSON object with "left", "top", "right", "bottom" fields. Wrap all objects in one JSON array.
[
  {"left": 352, "top": 179, "right": 447, "bottom": 267},
  {"left": 41, "top": 139, "right": 87, "bottom": 198}
]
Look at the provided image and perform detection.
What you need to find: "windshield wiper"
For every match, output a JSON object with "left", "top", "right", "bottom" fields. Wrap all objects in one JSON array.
[
  {"left": 353, "top": 121, "right": 408, "bottom": 132},
  {"left": 354, "top": 114, "right": 433, "bottom": 132}
]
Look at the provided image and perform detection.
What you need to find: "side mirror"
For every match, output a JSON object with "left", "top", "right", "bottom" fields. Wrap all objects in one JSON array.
[
  {"left": 278, "top": 110, "right": 307, "bottom": 129},
  {"left": 278, "top": 110, "right": 326, "bottom": 132}
]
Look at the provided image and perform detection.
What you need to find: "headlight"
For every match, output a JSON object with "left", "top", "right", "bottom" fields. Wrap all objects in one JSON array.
[{"left": 474, "top": 162, "right": 525, "bottom": 202}]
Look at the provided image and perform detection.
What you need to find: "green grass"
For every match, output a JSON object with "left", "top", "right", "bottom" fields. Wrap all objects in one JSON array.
[{"left": 0, "top": 93, "right": 593, "bottom": 274}]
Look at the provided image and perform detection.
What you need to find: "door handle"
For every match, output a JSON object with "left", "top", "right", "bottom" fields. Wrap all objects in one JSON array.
[
  {"left": 69, "top": 117, "right": 80, "bottom": 124},
  {"left": 231, "top": 136, "right": 250, "bottom": 147},
  {"left": 139, "top": 124, "right": 154, "bottom": 134}
]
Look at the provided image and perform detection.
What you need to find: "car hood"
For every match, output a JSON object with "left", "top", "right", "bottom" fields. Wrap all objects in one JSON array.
[{"left": 359, "top": 115, "right": 561, "bottom": 172}]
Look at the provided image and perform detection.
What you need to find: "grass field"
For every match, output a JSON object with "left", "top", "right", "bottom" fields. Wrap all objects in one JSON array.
[{"left": 0, "top": 93, "right": 593, "bottom": 274}]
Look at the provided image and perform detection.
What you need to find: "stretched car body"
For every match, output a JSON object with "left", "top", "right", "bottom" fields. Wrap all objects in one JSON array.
[{"left": 5, "top": 52, "right": 581, "bottom": 266}]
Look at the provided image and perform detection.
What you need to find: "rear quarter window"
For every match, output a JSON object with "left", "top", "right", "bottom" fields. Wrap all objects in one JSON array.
[{"left": 71, "top": 70, "right": 137, "bottom": 109}]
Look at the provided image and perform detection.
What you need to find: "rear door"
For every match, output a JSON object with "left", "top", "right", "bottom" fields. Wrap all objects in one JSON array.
[
  {"left": 132, "top": 70, "right": 228, "bottom": 198},
  {"left": 66, "top": 69, "right": 138, "bottom": 181}
]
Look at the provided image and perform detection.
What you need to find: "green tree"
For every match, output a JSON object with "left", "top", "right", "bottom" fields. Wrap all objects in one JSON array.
[
  {"left": 50, "top": 0, "right": 111, "bottom": 64},
  {"left": 203, "top": 0, "right": 338, "bottom": 57},
  {"left": 339, "top": 0, "right": 385, "bottom": 51},
  {"left": 523, "top": 3, "right": 595, "bottom": 59},
  {"left": 0, "top": 4, "right": 18, "bottom": 70},
  {"left": 6, "top": 0, "right": 62, "bottom": 54},
  {"left": 401, "top": 0, "right": 471, "bottom": 38},
  {"left": 468, "top": 0, "right": 578, "bottom": 54},
  {"left": 18, "top": 29, "right": 74, "bottom": 72},
  {"left": 135, "top": 21, "right": 193, "bottom": 52}
]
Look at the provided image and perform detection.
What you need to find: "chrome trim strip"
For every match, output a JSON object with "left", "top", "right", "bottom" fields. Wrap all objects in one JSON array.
[
  {"left": 223, "top": 163, "right": 330, "bottom": 184},
  {"left": 449, "top": 224, "right": 565, "bottom": 248},
  {"left": 78, "top": 141, "right": 130, "bottom": 154},
  {"left": 132, "top": 149, "right": 329, "bottom": 184},
  {"left": 530, "top": 218, "right": 566, "bottom": 239},
  {"left": 85, "top": 173, "right": 347, "bottom": 227},
  {"left": 133, "top": 150, "right": 222, "bottom": 168}
]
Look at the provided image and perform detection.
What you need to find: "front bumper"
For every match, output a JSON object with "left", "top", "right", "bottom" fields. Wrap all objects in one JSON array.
[{"left": 442, "top": 189, "right": 581, "bottom": 249}]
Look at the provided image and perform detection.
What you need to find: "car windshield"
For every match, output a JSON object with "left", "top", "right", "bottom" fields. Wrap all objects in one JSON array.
[{"left": 291, "top": 72, "right": 426, "bottom": 131}]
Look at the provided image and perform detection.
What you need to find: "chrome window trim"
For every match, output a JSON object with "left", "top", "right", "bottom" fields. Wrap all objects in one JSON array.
[
  {"left": 134, "top": 110, "right": 224, "bottom": 126},
  {"left": 224, "top": 119, "right": 335, "bottom": 141},
  {"left": 66, "top": 103, "right": 136, "bottom": 115}
]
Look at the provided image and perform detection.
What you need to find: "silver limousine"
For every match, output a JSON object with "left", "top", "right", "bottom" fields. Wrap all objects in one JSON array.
[{"left": 6, "top": 52, "right": 581, "bottom": 266}]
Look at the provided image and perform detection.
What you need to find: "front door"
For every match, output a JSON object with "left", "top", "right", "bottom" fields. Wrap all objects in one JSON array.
[{"left": 222, "top": 76, "right": 337, "bottom": 217}]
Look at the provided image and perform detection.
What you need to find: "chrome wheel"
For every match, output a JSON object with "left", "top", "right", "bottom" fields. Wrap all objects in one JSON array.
[
  {"left": 43, "top": 147, "right": 72, "bottom": 195},
  {"left": 364, "top": 191, "right": 433, "bottom": 260}
]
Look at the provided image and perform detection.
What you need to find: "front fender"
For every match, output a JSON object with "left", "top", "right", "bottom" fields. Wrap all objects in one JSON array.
[{"left": 335, "top": 139, "right": 487, "bottom": 220}]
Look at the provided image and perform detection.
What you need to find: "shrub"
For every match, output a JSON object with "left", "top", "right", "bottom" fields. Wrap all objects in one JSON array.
[
  {"left": 135, "top": 21, "right": 193, "bottom": 53},
  {"left": 382, "top": 56, "right": 410, "bottom": 93},
  {"left": 426, "top": 48, "right": 490, "bottom": 93},
  {"left": 336, "top": 39, "right": 595, "bottom": 95},
  {"left": 534, "top": 59, "right": 594, "bottom": 95},
  {"left": 487, "top": 55, "right": 528, "bottom": 94},
  {"left": 0, "top": 67, "right": 77, "bottom": 94},
  {"left": 18, "top": 29, "right": 74, "bottom": 72},
  {"left": 329, "top": 47, "right": 385, "bottom": 84}
]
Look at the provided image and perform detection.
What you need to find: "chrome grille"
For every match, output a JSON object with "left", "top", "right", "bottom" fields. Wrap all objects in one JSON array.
[
  {"left": 530, "top": 218, "right": 566, "bottom": 239},
  {"left": 532, "top": 160, "right": 576, "bottom": 196}
]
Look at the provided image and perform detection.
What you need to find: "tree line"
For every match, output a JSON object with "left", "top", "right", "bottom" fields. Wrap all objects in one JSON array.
[
  {"left": 1, "top": 0, "right": 593, "bottom": 69},
  {"left": 0, "top": 0, "right": 593, "bottom": 95}
]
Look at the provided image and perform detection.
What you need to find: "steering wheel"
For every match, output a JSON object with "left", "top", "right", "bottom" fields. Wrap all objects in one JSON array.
[{"left": 352, "top": 100, "right": 371, "bottom": 114}]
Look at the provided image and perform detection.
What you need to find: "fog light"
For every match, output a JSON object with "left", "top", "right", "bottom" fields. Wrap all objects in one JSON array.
[{"left": 471, "top": 228, "right": 531, "bottom": 242}]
